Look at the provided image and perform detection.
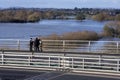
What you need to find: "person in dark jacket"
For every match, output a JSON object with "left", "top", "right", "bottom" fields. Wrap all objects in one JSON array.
[
  {"left": 34, "top": 37, "right": 40, "bottom": 52},
  {"left": 29, "top": 38, "right": 33, "bottom": 52}
]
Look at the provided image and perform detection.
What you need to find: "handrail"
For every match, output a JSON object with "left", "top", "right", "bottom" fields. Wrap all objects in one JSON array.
[
  {"left": 0, "top": 39, "right": 120, "bottom": 53},
  {"left": 0, "top": 51, "right": 120, "bottom": 73}
]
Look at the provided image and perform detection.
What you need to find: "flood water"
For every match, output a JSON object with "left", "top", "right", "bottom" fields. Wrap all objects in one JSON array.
[{"left": 0, "top": 20, "right": 106, "bottom": 39}]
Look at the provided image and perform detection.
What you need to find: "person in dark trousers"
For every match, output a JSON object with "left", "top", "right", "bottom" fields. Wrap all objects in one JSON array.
[
  {"left": 29, "top": 38, "right": 33, "bottom": 52},
  {"left": 34, "top": 37, "right": 40, "bottom": 52}
]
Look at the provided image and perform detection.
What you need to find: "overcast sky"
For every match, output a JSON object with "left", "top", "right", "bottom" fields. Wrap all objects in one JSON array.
[{"left": 0, "top": 0, "right": 120, "bottom": 9}]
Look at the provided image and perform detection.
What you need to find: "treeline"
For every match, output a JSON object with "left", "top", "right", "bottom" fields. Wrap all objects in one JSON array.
[
  {"left": 0, "top": 10, "right": 75, "bottom": 23},
  {"left": 0, "top": 9, "right": 70, "bottom": 23},
  {"left": 0, "top": 10, "right": 41, "bottom": 23},
  {"left": 92, "top": 13, "right": 120, "bottom": 21},
  {"left": 0, "top": 8, "right": 120, "bottom": 23}
]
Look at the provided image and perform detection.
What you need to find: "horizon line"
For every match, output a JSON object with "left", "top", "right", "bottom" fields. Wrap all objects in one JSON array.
[{"left": 0, "top": 7, "right": 120, "bottom": 10}]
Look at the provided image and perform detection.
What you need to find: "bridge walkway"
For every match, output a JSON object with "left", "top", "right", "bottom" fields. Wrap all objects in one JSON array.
[{"left": 24, "top": 71, "right": 67, "bottom": 80}]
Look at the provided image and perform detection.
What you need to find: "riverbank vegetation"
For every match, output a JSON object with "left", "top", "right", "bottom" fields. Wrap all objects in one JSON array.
[
  {"left": 42, "top": 31, "right": 99, "bottom": 40},
  {"left": 103, "top": 21, "right": 120, "bottom": 37}
]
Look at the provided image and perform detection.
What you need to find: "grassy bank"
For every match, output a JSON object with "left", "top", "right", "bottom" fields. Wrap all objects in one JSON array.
[{"left": 42, "top": 31, "right": 99, "bottom": 40}]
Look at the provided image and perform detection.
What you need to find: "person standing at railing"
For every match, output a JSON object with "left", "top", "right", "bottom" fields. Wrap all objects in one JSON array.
[
  {"left": 34, "top": 37, "right": 40, "bottom": 52},
  {"left": 29, "top": 38, "right": 33, "bottom": 52}
]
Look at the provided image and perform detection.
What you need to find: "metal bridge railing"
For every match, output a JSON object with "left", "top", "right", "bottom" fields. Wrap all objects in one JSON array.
[
  {"left": 42, "top": 40, "right": 120, "bottom": 53},
  {"left": 0, "top": 51, "right": 120, "bottom": 73},
  {"left": 0, "top": 39, "right": 29, "bottom": 50},
  {"left": 0, "top": 39, "right": 120, "bottom": 53}
]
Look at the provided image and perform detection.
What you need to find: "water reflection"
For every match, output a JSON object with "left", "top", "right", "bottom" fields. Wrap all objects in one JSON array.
[{"left": 89, "top": 37, "right": 120, "bottom": 53}]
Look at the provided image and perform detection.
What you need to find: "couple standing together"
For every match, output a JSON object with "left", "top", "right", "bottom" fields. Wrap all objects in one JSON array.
[{"left": 30, "top": 38, "right": 42, "bottom": 52}]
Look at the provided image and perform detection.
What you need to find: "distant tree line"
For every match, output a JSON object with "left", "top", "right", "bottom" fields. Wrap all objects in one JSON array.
[
  {"left": 92, "top": 12, "right": 120, "bottom": 21},
  {"left": 0, "top": 8, "right": 120, "bottom": 23},
  {"left": 0, "top": 10, "right": 41, "bottom": 23},
  {"left": 0, "top": 9, "right": 70, "bottom": 23}
]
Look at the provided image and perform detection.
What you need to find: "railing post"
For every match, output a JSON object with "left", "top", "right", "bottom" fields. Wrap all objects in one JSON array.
[
  {"left": 88, "top": 41, "right": 91, "bottom": 52},
  {"left": 99, "top": 55, "right": 102, "bottom": 65},
  {"left": 1, "top": 50, "right": 4, "bottom": 65},
  {"left": 62, "top": 54, "right": 66, "bottom": 69},
  {"left": 63, "top": 57, "right": 65, "bottom": 69},
  {"left": 117, "top": 42, "right": 119, "bottom": 54},
  {"left": 83, "top": 58, "right": 85, "bottom": 69},
  {"left": 28, "top": 56, "right": 31, "bottom": 65},
  {"left": 72, "top": 58, "right": 74, "bottom": 69},
  {"left": 63, "top": 40, "right": 65, "bottom": 52},
  {"left": 17, "top": 40, "right": 20, "bottom": 50},
  {"left": 49, "top": 57, "right": 50, "bottom": 67},
  {"left": 58, "top": 57, "right": 61, "bottom": 67},
  {"left": 117, "top": 59, "right": 119, "bottom": 72}
]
